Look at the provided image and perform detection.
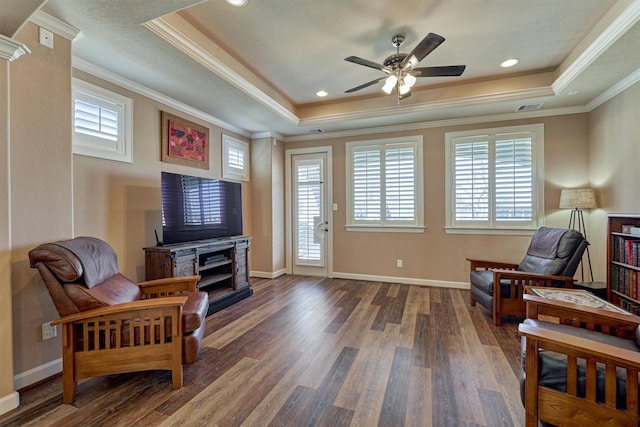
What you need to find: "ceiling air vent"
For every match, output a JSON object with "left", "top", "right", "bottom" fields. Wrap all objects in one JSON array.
[
  {"left": 308, "top": 129, "right": 324, "bottom": 134},
  {"left": 516, "top": 103, "right": 544, "bottom": 112}
]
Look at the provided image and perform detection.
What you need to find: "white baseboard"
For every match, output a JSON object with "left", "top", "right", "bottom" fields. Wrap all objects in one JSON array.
[
  {"left": 13, "top": 358, "right": 62, "bottom": 391},
  {"left": 332, "top": 271, "right": 470, "bottom": 289},
  {"left": 250, "top": 269, "right": 286, "bottom": 279},
  {"left": 0, "top": 391, "right": 19, "bottom": 416}
]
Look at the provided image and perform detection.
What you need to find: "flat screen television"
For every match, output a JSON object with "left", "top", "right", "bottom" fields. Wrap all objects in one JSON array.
[{"left": 161, "top": 171, "right": 243, "bottom": 245}]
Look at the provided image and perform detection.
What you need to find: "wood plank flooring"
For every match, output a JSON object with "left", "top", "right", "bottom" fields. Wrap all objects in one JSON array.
[{"left": 0, "top": 276, "right": 525, "bottom": 426}]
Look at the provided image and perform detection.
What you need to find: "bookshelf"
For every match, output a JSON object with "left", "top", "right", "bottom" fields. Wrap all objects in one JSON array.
[{"left": 607, "top": 214, "right": 640, "bottom": 314}]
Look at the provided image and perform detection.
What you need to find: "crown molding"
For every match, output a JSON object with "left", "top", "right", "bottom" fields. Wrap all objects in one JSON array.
[
  {"left": 0, "top": 35, "right": 30, "bottom": 62},
  {"left": 250, "top": 132, "right": 284, "bottom": 141},
  {"left": 73, "top": 57, "right": 251, "bottom": 138},
  {"left": 144, "top": 17, "right": 300, "bottom": 126},
  {"left": 30, "top": 10, "right": 82, "bottom": 41},
  {"left": 552, "top": 0, "right": 640, "bottom": 94},
  {"left": 298, "top": 87, "right": 555, "bottom": 127},
  {"left": 284, "top": 106, "right": 587, "bottom": 143},
  {"left": 586, "top": 67, "right": 640, "bottom": 111}
]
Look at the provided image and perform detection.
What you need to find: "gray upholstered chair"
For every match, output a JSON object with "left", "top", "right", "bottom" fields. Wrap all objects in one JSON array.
[
  {"left": 520, "top": 293, "right": 640, "bottom": 426},
  {"left": 468, "top": 227, "right": 588, "bottom": 325}
]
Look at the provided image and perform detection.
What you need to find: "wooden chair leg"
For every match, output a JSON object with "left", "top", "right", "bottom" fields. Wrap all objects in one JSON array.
[
  {"left": 172, "top": 365, "right": 183, "bottom": 389},
  {"left": 524, "top": 337, "right": 540, "bottom": 427},
  {"left": 61, "top": 324, "right": 76, "bottom": 404}
]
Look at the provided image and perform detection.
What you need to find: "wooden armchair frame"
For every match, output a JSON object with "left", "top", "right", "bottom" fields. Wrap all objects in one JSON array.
[
  {"left": 468, "top": 258, "right": 575, "bottom": 325},
  {"left": 52, "top": 276, "right": 199, "bottom": 404},
  {"left": 519, "top": 293, "right": 640, "bottom": 427}
]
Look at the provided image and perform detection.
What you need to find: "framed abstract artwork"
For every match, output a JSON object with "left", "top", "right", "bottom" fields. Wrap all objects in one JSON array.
[{"left": 161, "top": 111, "right": 209, "bottom": 170}]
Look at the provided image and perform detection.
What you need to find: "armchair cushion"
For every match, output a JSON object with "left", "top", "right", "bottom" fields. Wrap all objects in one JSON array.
[
  {"left": 181, "top": 290, "right": 208, "bottom": 333},
  {"left": 518, "top": 228, "right": 585, "bottom": 274},
  {"left": 55, "top": 237, "right": 119, "bottom": 287}
]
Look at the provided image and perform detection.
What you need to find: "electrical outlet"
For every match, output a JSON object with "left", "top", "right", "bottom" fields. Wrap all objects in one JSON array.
[
  {"left": 42, "top": 322, "right": 57, "bottom": 340},
  {"left": 396, "top": 259, "right": 403, "bottom": 268},
  {"left": 39, "top": 27, "right": 54, "bottom": 49}
]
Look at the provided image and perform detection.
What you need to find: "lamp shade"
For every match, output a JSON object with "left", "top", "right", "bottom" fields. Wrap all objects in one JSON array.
[{"left": 559, "top": 188, "right": 597, "bottom": 209}]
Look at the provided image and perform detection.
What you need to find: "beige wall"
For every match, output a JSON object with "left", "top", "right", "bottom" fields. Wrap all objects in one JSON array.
[
  {"left": 72, "top": 71, "right": 252, "bottom": 283},
  {"left": 286, "top": 114, "right": 591, "bottom": 284},
  {"left": 10, "top": 22, "right": 73, "bottom": 381},
  {"left": 250, "top": 136, "right": 285, "bottom": 276},
  {"left": 589, "top": 81, "right": 640, "bottom": 281},
  {"left": 0, "top": 47, "right": 15, "bottom": 410}
]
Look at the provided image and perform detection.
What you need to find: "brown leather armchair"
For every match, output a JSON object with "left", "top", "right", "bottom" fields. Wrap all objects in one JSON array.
[
  {"left": 468, "top": 227, "right": 588, "bottom": 325},
  {"left": 29, "top": 237, "right": 208, "bottom": 403}
]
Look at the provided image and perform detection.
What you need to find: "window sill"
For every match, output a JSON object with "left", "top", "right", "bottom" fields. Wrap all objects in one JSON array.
[
  {"left": 345, "top": 225, "right": 425, "bottom": 233},
  {"left": 444, "top": 226, "right": 537, "bottom": 236}
]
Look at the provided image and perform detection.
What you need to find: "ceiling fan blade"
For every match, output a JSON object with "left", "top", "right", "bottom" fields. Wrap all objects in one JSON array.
[
  {"left": 345, "top": 76, "right": 386, "bottom": 93},
  {"left": 412, "top": 65, "right": 466, "bottom": 77},
  {"left": 400, "top": 32, "right": 445, "bottom": 70},
  {"left": 344, "top": 56, "right": 390, "bottom": 72}
]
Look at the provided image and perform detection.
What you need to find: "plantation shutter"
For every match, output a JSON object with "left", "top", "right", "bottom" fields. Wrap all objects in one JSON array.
[
  {"left": 352, "top": 146, "right": 381, "bottom": 221},
  {"left": 74, "top": 96, "right": 119, "bottom": 142},
  {"left": 227, "top": 145, "right": 245, "bottom": 171},
  {"left": 385, "top": 144, "right": 415, "bottom": 221},
  {"left": 452, "top": 131, "right": 534, "bottom": 225},
  {"left": 495, "top": 134, "right": 533, "bottom": 221},
  {"left": 454, "top": 138, "right": 489, "bottom": 220}
]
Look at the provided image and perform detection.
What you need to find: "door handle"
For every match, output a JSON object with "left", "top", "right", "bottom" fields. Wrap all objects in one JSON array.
[{"left": 315, "top": 220, "right": 328, "bottom": 234}]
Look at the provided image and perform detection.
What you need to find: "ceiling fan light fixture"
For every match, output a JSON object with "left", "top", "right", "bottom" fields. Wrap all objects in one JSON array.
[
  {"left": 404, "top": 74, "right": 416, "bottom": 88},
  {"left": 382, "top": 75, "right": 398, "bottom": 94}
]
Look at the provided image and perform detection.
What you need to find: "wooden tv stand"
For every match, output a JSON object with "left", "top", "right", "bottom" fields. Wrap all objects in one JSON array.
[{"left": 144, "top": 236, "right": 252, "bottom": 315}]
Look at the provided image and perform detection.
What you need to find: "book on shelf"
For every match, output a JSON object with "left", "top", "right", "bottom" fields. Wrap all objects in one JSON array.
[{"left": 631, "top": 226, "right": 640, "bottom": 236}]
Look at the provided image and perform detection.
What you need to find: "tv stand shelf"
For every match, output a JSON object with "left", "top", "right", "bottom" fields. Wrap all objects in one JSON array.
[{"left": 144, "top": 236, "right": 251, "bottom": 315}]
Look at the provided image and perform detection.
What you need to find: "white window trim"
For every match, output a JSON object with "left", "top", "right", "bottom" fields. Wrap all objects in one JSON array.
[
  {"left": 444, "top": 123, "right": 545, "bottom": 235},
  {"left": 222, "top": 134, "right": 250, "bottom": 181},
  {"left": 72, "top": 78, "right": 133, "bottom": 163},
  {"left": 346, "top": 135, "right": 424, "bottom": 233}
]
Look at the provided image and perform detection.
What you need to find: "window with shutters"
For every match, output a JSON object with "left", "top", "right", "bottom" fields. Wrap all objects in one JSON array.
[
  {"left": 444, "top": 124, "right": 545, "bottom": 233},
  {"left": 222, "top": 134, "right": 250, "bottom": 181},
  {"left": 72, "top": 78, "right": 133, "bottom": 163},
  {"left": 346, "top": 136, "right": 424, "bottom": 232}
]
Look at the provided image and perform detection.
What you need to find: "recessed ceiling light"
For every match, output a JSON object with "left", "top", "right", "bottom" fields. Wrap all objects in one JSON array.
[
  {"left": 316, "top": 90, "right": 328, "bottom": 97},
  {"left": 500, "top": 58, "right": 519, "bottom": 68},
  {"left": 225, "top": 0, "right": 247, "bottom": 7}
]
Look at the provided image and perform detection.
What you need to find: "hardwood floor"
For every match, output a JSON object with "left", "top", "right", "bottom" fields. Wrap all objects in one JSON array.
[{"left": 1, "top": 276, "right": 525, "bottom": 426}]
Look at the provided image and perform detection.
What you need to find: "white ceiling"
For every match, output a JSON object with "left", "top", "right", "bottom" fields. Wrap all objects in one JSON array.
[{"left": 27, "top": 0, "right": 640, "bottom": 138}]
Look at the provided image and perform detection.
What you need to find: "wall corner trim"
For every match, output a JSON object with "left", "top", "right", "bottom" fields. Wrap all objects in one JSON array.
[
  {"left": 0, "top": 34, "right": 30, "bottom": 62},
  {"left": 0, "top": 391, "right": 19, "bottom": 416}
]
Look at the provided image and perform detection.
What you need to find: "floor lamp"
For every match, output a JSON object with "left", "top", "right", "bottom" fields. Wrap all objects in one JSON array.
[{"left": 559, "top": 188, "right": 597, "bottom": 282}]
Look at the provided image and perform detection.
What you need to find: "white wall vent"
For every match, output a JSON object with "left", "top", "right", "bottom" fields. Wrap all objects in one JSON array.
[{"left": 516, "top": 103, "right": 544, "bottom": 112}]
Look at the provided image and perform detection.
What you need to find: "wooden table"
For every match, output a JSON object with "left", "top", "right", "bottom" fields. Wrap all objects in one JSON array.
[{"left": 525, "top": 286, "right": 628, "bottom": 314}]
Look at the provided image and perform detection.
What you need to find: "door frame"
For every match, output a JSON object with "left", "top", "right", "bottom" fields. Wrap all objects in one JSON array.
[{"left": 285, "top": 146, "right": 333, "bottom": 277}]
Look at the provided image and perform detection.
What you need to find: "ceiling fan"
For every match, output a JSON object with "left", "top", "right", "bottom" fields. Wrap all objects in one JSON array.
[{"left": 344, "top": 32, "right": 466, "bottom": 101}]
